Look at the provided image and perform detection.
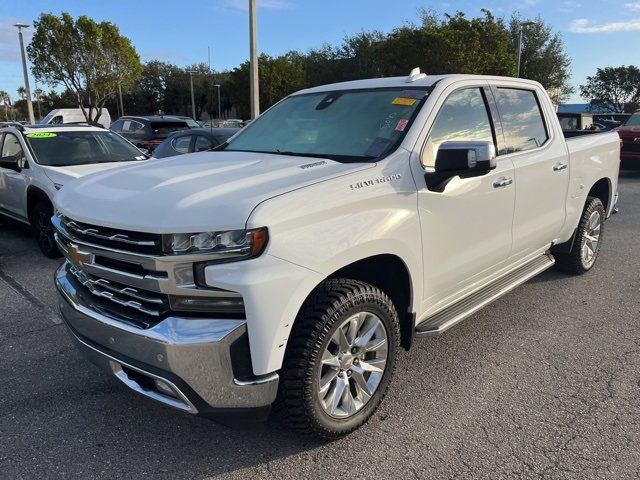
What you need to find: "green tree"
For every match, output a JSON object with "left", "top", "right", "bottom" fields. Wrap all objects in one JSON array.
[
  {"left": 580, "top": 66, "right": 640, "bottom": 113},
  {"left": 27, "top": 12, "right": 142, "bottom": 124},
  {"left": 0, "top": 91, "right": 10, "bottom": 121},
  {"left": 227, "top": 53, "right": 306, "bottom": 119},
  {"left": 510, "top": 14, "right": 573, "bottom": 104}
]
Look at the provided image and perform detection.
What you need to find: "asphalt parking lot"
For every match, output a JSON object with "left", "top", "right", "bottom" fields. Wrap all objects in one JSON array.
[{"left": 1, "top": 168, "right": 640, "bottom": 480}]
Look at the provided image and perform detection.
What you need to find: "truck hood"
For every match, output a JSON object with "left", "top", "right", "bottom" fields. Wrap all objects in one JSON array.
[
  {"left": 54, "top": 151, "right": 372, "bottom": 233},
  {"left": 41, "top": 161, "right": 145, "bottom": 188}
]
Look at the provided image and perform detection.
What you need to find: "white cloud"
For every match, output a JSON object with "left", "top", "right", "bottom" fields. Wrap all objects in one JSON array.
[
  {"left": 625, "top": 2, "right": 640, "bottom": 10},
  {"left": 570, "top": 17, "right": 640, "bottom": 33},
  {"left": 559, "top": 1, "right": 582, "bottom": 12},
  {"left": 221, "top": 0, "right": 293, "bottom": 11}
]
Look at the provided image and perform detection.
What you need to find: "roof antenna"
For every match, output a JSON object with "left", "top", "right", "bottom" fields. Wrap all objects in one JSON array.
[{"left": 406, "top": 67, "right": 427, "bottom": 83}]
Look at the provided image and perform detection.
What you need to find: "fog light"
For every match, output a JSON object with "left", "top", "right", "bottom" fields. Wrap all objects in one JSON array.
[{"left": 169, "top": 295, "right": 245, "bottom": 313}]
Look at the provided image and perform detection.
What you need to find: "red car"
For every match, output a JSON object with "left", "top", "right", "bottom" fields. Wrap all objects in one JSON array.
[{"left": 617, "top": 111, "right": 640, "bottom": 163}]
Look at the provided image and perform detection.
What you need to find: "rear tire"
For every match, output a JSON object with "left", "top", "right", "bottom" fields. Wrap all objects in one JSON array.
[
  {"left": 554, "top": 196, "right": 605, "bottom": 275},
  {"left": 276, "top": 278, "right": 400, "bottom": 440},
  {"left": 31, "top": 202, "right": 61, "bottom": 258}
]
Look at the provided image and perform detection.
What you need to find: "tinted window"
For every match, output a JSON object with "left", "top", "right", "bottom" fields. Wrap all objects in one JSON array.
[
  {"left": 426, "top": 88, "right": 493, "bottom": 167},
  {"left": 495, "top": 88, "right": 548, "bottom": 153},
  {"left": 26, "top": 131, "right": 146, "bottom": 167},
  {"left": 110, "top": 119, "right": 125, "bottom": 132},
  {"left": 224, "top": 88, "right": 429, "bottom": 162},
  {"left": 172, "top": 135, "right": 192, "bottom": 154},
  {"left": 626, "top": 113, "right": 640, "bottom": 126},
  {"left": 150, "top": 122, "right": 189, "bottom": 135},
  {"left": 1, "top": 133, "right": 27, "bottom": 168},
  {"left": 195, "top": 135, "right": 213, "bottom": 151}
]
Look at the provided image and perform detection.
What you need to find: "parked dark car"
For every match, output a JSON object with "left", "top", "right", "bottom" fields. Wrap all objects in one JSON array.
[
  {"left": 110, "top": 116, "right": 191, "bottom": 152},
  {"left": 616, "top": 111, "right": 640, "bottom": 164},
  {"left": 174, "top": 116, "right": 202, "bottom": 128},
  {"left": 152, "top": 127, "right": 239, "bottom": 159}
]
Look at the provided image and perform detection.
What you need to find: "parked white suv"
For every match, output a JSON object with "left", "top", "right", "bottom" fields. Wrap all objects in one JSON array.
[
  {"left": 0, "top": 124, "right": 148, "bottom": 257},
  {"left": 53, "top": 71, "right": 620, "bottom": 439}
]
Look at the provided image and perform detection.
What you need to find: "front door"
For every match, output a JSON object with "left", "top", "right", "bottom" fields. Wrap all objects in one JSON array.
[
  {"left": 0, "top": 133, "right": 30, "bottom": 220},
  {"left": 413, "top": 86, "right": 516, "bottom": 312}
]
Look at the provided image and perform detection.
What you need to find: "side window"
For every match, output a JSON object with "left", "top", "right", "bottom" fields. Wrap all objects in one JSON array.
[
  {"left": 195, "top": 135, "right": 213, "bottom": 152},
  {"left": 1, "top": 133, "right": 28, "bottom": 168},
  {"left": 425, "top": 88, "right": 494, "bottom": 167},
  {"left": 172, "top": 135, "right": 192, "bottom": 154},
  {"left": 110, "top": 120, "right": 124, "bottom": 132},
  {"left": 494, "top": 88, "right": 548, "bottom": 153}
]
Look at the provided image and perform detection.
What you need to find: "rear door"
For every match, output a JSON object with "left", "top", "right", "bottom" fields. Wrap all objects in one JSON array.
[{"left": 491, "top": 85, "right": 570, "bottom": 258}]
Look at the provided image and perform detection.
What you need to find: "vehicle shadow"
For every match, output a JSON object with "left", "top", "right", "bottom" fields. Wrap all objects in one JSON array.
[{"left": 0, "top": 216, "right": 38, "bottom": 258}]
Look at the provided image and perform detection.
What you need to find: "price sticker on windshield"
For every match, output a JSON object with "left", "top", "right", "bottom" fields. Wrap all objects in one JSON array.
[
  {"left": 26, "top": 132, "right": 57, "bottom": 139},
  {"left": 392, "top": 97, "right": 417, "bottom": 106}
]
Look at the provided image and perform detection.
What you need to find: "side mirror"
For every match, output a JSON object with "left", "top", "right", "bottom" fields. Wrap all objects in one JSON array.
[
  {"left": 434, "top": 141, "right": 497, "bottom": 174},
  {"left": 0, "top": 155, "right": 20, "bottom": 172}
]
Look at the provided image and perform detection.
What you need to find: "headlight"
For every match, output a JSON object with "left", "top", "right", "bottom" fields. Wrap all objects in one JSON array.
[{"left": 162, "top": 227, "right": 268, "bottom": 261}]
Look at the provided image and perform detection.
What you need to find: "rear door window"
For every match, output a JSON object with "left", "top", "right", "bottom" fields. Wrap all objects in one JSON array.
[
  {"left": 195, "top": 135, "right": 213, "bottom": 151},
  {"left": 494, "top": 88, "right": 548, "bottom": 153},
  {"left": 171, "top": 135, "right": 193, "bottom": 154}
]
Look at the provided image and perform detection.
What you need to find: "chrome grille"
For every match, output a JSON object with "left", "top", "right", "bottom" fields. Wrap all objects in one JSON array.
[
  {"left": 59, "top": 215, "right": 162, "bottom": 254},
  {"left": 69, "top": 265, "right": 170, "bottom": 318},
  {"left": 53, "top": 214, "right": 245, "bottom": 327}
]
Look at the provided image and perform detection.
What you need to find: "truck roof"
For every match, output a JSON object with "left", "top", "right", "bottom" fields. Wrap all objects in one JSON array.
[{"left": 294, "top": 72, "right": 543, "bottom": 95}]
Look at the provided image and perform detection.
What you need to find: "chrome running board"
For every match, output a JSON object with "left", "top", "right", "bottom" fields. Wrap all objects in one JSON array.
[{"left": 416, "top": 253, "right": 555, "bottom": 336}]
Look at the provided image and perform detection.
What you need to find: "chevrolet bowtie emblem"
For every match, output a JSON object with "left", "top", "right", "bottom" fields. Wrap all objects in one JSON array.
[{"left": 67, "top": 243, "right": 92, "bottom": 267}]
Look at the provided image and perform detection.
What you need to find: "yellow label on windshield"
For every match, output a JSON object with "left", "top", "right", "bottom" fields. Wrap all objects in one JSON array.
[
  {"left": 392, "top": 97, "right": 417, "bottom": 106},
  {"left": 26, "top": 132, "right": 57, "bottom": 138}
]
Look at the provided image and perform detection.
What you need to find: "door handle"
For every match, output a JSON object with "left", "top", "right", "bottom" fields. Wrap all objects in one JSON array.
[
  {"left": 553, "top": 162, "right": 568, "bottom": 171},
  {"left": 493, "top": 177, "right": 513, "bottom": 188}
]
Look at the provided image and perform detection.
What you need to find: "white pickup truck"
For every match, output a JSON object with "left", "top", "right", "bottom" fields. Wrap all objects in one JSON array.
[{"left": 52, "top": 71, "right": 620, "bottom": 439}]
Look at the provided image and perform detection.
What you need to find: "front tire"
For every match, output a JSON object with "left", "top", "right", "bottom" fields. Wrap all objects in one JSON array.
[
  {"left": 276, "top": 279, "right": 400, "bottom": 440},
  {"left": 31, "top": 202, "right": 61, "bottom": 258},
  {"left": 554, "top": 196, "right": 605, "bottom": 274}
]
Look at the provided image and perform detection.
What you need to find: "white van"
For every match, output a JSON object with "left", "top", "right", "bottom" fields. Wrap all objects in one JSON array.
[{"left": 40, "top": 108, "right": 111, "bottom": 128}]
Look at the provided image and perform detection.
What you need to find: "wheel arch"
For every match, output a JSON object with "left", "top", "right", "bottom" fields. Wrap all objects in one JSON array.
[
  {"left": 314, "top": 254, "right": 415, "bottom": 350},
  {"left": 587, "top": 177, "right": 611, "bottom": 213},
  {"left": 26, "top": 186, "right": 53, "bottom": 222}
]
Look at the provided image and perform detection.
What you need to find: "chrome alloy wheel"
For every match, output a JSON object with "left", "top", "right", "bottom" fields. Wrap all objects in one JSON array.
[
  {"left": 317, "top": 311, "right": 388, "bottom": 418},
  {"left": 581, "top": 210, "right": 602, "bottom": 268}
]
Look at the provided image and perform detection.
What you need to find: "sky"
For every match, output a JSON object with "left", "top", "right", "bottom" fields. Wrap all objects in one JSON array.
[{"left": 0, "top": 0, "right": 639, "bottom": 104}]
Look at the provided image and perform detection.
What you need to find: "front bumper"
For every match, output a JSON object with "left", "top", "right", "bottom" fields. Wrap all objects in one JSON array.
[{"left": 55, "top": 264, "right": 279, "bottom": 417}]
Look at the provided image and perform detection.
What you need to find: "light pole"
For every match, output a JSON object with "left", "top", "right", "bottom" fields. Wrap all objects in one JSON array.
[
  {"left": 187, "top": 70, "right": 197, "bottom": 120},
  {"left": 118, "top": 82, "right": 125, "bottom": 117},
  {"left": 249, "top": 0, "right": 259, "bottom": 119},
  {"left": 214, "top": 84, "right": 221, "bottom": 120},
  {"left": 14, "top": 23, "right": 35, "bottom": 124},
  {"left": 516, "top": 21, "right": 535, "bottom": 78}
]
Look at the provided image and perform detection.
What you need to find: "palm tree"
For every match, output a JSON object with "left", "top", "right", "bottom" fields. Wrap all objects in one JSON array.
[
  {"left": 0, "top": 91, "right": 10, "bottom": 121},
  {"left": 17, "top": 86, "right": 26, "bottom": 100}
]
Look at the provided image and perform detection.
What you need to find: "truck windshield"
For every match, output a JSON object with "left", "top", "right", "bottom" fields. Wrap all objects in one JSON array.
[
  {"left": 26, "top": 131, "right": 147, "bottom": 167},
  {"left": 223, "top": 88, "right": 430, "bottom": 162},
  {"left": 625, "top": 113, "right": 640, "bottom": 126}
]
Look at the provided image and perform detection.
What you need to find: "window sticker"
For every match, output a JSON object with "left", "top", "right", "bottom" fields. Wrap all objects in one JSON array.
[
  {"left": 395, "top": 119, "right": 409, "bottom": 132},
  {"left": 392, "top": 97, "right": 417, "bottom": 107},
  {"left": 26, "top": 132, "right": 57, "bottom": 139}
]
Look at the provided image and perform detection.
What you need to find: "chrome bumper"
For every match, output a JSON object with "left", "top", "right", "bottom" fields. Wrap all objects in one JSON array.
[{"left": 55, "top": 264, "right": 279, "bottom": 415}]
